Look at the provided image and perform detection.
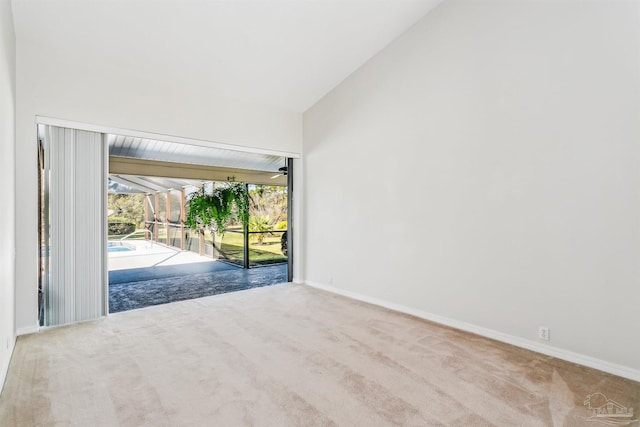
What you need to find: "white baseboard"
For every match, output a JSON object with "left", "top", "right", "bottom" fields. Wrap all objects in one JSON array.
[
  {"left": 305, "top": 281, "right": 640, "bottom": 383},
  {"left": 16, "top": 325, "right": 40, "bottom": 336}
]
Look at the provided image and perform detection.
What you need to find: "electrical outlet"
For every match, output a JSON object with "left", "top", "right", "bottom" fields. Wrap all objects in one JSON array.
[{"left": 538, "top": 326, "right": 550, "bottom": 341}]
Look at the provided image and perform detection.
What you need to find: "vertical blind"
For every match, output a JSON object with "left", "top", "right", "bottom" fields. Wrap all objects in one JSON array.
[{"left": 43, "top": 126, "right": 107, "bottom": 326}]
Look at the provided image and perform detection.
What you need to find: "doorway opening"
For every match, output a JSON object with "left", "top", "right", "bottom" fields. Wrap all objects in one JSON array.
[
  {"left": 106, "top": 178, "right": 290, "bottom": 313},
  {"left": 39, "top": 126, "right": 294, "bottom": 325}
]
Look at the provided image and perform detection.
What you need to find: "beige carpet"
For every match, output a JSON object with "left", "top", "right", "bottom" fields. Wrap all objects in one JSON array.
[{"left": 1, "top": 284, "right": 638, "bottom": 426}]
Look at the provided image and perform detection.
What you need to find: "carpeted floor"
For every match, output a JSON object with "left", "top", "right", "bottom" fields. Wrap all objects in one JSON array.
[
  {"left": 109, "top": 263, "right": 287, "bottom": 313},
  {"left": 1, "top": 284, "right": 639, "bottom": 426}
]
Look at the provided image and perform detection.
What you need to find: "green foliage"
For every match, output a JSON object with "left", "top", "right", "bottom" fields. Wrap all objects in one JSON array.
[
  {"left": 249, "top": 215, "right": 271, "bottom": 232},
  {"left": 249, "top": 185, "right": 287, "bottom": 225},
  {"left": 249, "top": 215, "right": 272, "bottom": 244},
  {"left": 108, "top": 216, "right": 136, "bottom": 224},
  {"left": 275, "top": 220, "right": 287, "bottom": 230},
  {"left": 185, "top": 182, "right": 250, "bottom": 234},
  {"left": 107, "top": 217, "right": 136, "bottom": 235},
  {"left": 108, "top": 194, "right": 144, "bottom": 227}
]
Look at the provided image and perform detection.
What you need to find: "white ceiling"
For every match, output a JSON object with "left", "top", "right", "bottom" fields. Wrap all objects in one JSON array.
[
  {"left": 108, "top": 134, "right": 286, "bottom": 172},
  {"left": 12, "top": 0, "right": 443, "bottom": 112}
]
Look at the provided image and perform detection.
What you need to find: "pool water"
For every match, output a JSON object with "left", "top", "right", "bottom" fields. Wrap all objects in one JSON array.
[
  {"left": 107, "top": 242, "right": 136, "bottom": 253},
  {"left": 108, "top": 246, "right": 134, "bottom": 252}
]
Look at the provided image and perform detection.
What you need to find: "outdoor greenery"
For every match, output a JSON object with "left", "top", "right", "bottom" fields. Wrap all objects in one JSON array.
[
  {"left": 107, "top": 216, "right": 136, "bottom": 235},
  {"left": 249, "top": 185, "right": 287, "bottom": 226},
  {"left": 108, "top": 231, "right": 146, "bottom": 241},
  {"left": 108, "top": 194, "right": 145, "bottom": 228},
  {"left": 246, "top": 186, "right": 288, "bottom": 246},
  {"left": 249, "top": 215, "right": 272, "bottom": 244},
  {"left": 214, "top": 231, "right": 287, "bottom": 265},
  {"left": 112, "top": 181, "right": 289, "bottom": 265},
  {"left": 185, "top": 182, "right": 250, "bottom": 233}
]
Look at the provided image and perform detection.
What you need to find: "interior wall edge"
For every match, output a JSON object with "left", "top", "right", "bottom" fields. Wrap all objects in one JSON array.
[
  {"left": 0, "top": 336, "right": 16, "bottom": 397},
  {"left": 304, "top": 281, "right": 640, "bottom": 383},
  {"left": 0, "top": 0, "right": 16, "bottom": 398}
]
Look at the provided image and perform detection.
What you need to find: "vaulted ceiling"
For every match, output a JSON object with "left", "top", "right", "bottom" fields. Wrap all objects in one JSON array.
[{"left": 12, "top": 0, "right": 443, "bottom": 112}]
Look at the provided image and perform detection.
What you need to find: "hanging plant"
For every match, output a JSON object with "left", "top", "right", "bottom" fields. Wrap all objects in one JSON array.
[
  {"left": 185, "top": 182, "right": 249, "bottom": 234},
  {"left": 227, "top": 181, "right": 250, "bottom": 227}
]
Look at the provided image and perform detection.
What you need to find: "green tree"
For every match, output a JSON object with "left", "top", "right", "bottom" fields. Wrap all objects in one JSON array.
[
  {"left": 108, "top": 194, "right": 144, "bottom": 228},
  {"left": 249, "top": 185, "right": 287, "bottom": 226},
  {"left": 249, "top": 215, "right": 272, "bottom": 245}
]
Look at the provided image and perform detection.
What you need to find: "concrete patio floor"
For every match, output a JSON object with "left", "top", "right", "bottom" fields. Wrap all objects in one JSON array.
[
  {"left": 108, "top": 239, "right": 287, "bottom": 313},
  {"left": 108, "top": 239, "right": 212, "bottom": 270}
]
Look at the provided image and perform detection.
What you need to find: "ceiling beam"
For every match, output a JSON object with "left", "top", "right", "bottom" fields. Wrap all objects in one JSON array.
[
  {"left": 109, "top": 156, "right": 287, "bottom": 186},
  {"left": 111, "top": 174, "right": 169, "bottom": 193}
]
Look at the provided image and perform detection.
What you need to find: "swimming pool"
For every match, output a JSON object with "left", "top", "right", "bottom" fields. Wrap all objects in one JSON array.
[{"left": 107, "top": 242, "right": 136, "bottom": 253}]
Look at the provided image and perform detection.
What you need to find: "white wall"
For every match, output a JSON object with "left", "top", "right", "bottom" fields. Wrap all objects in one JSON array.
[
  {"left": 14, "top": 41, "right": 302, "bottom": 332},
  {"left": 304, "top": 0, "right": 640, "bottom": 376},
  {"left": 0, "top": 0, "right": 16, "bottom": 391}
]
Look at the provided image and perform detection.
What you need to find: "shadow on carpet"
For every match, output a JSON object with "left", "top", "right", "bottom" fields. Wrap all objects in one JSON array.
[{"left": 109, "top": 264, "right": 287, "bottom": 313}]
